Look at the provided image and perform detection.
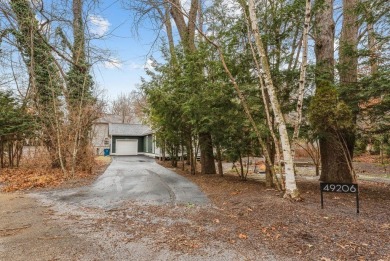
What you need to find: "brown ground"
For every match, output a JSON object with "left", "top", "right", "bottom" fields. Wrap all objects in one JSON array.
[
  {"left": 154, "top": 161, "right": 390, "bottom": 260},
  {"left": 0, "top": 157, "right": 389, "bottom": 260}
]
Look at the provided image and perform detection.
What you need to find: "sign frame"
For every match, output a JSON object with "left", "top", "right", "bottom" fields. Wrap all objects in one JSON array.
[{"left": 320, "top": 182, "right": 359, "bottom": 213}]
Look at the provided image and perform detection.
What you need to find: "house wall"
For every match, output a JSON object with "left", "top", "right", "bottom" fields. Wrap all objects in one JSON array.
[
  {"left": 143, "top": 134, "right": 153, "bottom": 153},
  {"left": 91, "top": 123, "right": 110, "bottom": 155},
  {"left": 111, "top": 136, "right": 144, "bottom": 154}
]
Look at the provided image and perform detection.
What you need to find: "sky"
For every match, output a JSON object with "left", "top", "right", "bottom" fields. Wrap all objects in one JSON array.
[
  {"left": 87, "top": 1, "right": 159, "bottom": 102},
  {"left": 85, "top": 0, "right": 243, "bottom": 103}
]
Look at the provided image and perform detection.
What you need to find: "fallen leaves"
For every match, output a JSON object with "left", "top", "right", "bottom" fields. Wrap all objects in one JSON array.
[
  {"left": 0, "top": 157, "right": 109, "bottom": 192},
  {"left": 381, "top": 223, "right": 390, "bottom": 230},
  {"left": 230, "top": 190, "right": 241, "bottom": 196},
  {"left": 0, "top": 168, "right": 64, "bottom": 192},
  {"left": 238, "top": 233, "right": 248, "bottom": 239}
]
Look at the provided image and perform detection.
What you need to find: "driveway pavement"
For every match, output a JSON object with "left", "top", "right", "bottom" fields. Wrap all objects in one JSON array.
[{"left": 44, "top": 156, "right": 209, "bottom": 209}]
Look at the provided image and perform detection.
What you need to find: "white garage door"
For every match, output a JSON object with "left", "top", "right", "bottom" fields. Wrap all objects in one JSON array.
[{"left": 116, "top": 140, "right": 138, "bottom": 155}]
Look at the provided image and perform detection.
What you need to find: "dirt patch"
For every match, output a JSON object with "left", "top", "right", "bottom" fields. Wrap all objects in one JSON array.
[{"left": 0, "top": 193, "right": 104, "bottom": 260}]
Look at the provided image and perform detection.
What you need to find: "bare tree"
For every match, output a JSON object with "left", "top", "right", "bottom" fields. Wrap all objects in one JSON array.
[
  {"left": 1, "top": 0, "right": 103, "bottom": 176},
  {"left": 111, "top": 92, "right": 136, "bottom": 123}
]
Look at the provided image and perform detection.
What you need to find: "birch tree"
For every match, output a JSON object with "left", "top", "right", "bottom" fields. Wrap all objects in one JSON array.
[
  {"left": 291, "top": 0, "right": 312, "bottom": 155},
  {"left": 246, "top": 0, "right": 299, "bottom": 198}
]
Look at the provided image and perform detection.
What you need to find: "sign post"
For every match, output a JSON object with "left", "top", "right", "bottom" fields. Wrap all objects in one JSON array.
[{"left": 320, "top": 183, "right": 359, "bottom": 213}]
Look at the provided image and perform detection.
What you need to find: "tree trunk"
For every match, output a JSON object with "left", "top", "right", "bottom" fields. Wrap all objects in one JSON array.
[
  {"left": 339, "top": 0, "right": 358, "bottom": 176},
  {"left": 339, "top": 0, "right": 358, "bottom": 88},
  {"left": 189, "top": 138, "right": 195, "bottom": 174},
  {"left": 162, "top": 142, "right": 166, "bottom": 161},
  {"left": 10, "top": 0, "right": 63, "bottom": 170},
  {"left": 367, "top": 23, "right": 378, "bottom": 75},
  {"left": 247, "top": 0, "right": 299, "bottom": 198},
  {"left": 265, "top": 136, "right": 275, "bottom": 188},
  {"left": 70, "top": 0, "right": 95, "bottom": 173},
  {"left": 313, "top": 0, "right": 357, "bottom": 183},
  {"left": 314, "top": 0, "right": 335, "bottom": 87},
  {"left": 181, "top": 143, "right": 185, "bottom": 170},
  {"left": 216, "top": 144, "right": 224, "bottom": 176},
  {"left": 169, "top": 0, "right": 198, "bottom": 52},
  {"left": 163, "top": 1, "right": 177, "bottom": 65},
  {"left": 239, "top": 153, "right": 245, "bottom": 180},
  {"left": 8, "top": 142, "right": 12, "bottom": 168},
  {"left": 319, "top": 133, "right": 355, "bottom": 183},
  {"left": 0, "top": 138, "right": 3, "bottom": 168},
  {"left": 243, "top": 11, "right": 283, "bottom": 189},
  {"left": 199, "top": 132, "right": 216, "bottom": 174},
  {"left": 292, "top": 0, "right": 312, "bottom": 158}
]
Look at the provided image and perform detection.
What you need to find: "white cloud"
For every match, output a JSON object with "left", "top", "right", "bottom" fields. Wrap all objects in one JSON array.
[
  {"left": 129, "top": 62, "right": 145, "bottom": 70},
  {"left": 128, "top": 59, "right": 156, "bottom": 71},
  {"left": 104, "top": 58, "right": 122, "bottom": 69},
  {"left": 89, "top": 15, "right": 110, "bottom": 37},
  {"left": 144, "top": 59, "right": 156, "bottom": 71}
]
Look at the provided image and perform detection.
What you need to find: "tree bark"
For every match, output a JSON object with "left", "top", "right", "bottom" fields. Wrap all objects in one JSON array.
[
  {"left": 0, "top": 138, "right": 3, "bottom": 168},
  {"left": 314, "top": 0, "right": 335, "bottom": 87},
  {"left": 216, "top": 144, "right": 224, "bottom": 176},
  {"left": 292, "top": 0, "right": 312, "bottom": 158},
  {"left": 367, "top": 22, "right": 378, "bottom": 75},
  {"left": 265, "top": 136, "right": 275, "bottom": 188},
  {"left": 243, "top": 10, "right": 283, "bottom": 189},
  {"left": 319, "top": 133, "right": 355, "bottom": 183},
  {"left": 247, "top": 0, "right": 299, "bottom": 198},
  {"left": 339, "top": 0, "right": 358, "bottom": 88},
  {"left": 313, "top": 0, "right": 356, "bottom": 183},
  {"left": 338, "top": 0, "right": 358, "bottom": 181},
  {"left": 69, "top": 0, "right": 96, "bottom": 174},
  {"left": 199, "top": 132, "right": 216, "bottom": 174}
]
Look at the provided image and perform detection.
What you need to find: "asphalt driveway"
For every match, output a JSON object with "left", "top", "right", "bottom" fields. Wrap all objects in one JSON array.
[{"left": 45, "top": 156, "right": 209, "bottom": 209}]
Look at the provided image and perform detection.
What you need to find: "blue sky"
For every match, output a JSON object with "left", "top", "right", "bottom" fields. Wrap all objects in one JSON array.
[{"left": 88, "top": 1, "right": 159, "bottom": 101}]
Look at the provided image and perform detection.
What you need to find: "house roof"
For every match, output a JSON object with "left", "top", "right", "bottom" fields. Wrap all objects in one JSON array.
[
  {"left": 94, "top": 114, "right": 141, "bottom": 124},
  {"left": 109, "top": 123, "right": 152, "bottom": 136}
]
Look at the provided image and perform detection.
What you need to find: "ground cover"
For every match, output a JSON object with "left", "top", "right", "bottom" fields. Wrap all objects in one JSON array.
[
  {"left": 0, "top": 156, "right": 110, "bottom": 192},
  {"left": 0, "top": 155, "right": 389, "bottom": 260},
  {"left": 151, "top": 161, "right": 390, "bottom": 260}
]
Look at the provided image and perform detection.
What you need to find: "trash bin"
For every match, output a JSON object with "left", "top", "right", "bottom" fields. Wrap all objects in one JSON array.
[{"left": 103, "top": 149, "right": 110, "bottom": 156}]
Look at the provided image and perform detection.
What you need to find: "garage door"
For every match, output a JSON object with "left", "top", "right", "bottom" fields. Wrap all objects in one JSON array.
[{"left": 116, "top": 140, "right": 138, "bottom": 155}]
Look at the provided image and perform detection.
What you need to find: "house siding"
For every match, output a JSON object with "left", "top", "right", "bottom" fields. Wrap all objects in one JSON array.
[
  {"left": 143, "top": 134, "right": 153, "bottom": 153},
  {"left": 92, "top": 123, "right": 110, "bottom": 155}
]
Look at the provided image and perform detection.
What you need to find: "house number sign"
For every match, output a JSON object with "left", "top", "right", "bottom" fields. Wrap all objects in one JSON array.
[{"left": 320, "top": 183, "right": 359, "bottom": 213}]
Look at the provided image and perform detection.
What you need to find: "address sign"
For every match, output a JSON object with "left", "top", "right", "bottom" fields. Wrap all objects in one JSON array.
[{"left": 320, "top": 183, "right": 360, "bottom": 213}]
